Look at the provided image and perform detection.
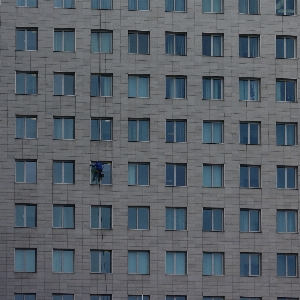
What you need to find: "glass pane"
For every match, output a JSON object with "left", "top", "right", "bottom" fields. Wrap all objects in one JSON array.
[
  {"left": 16, "top": 73, "right": 25, "bottom": 94},
  {"left": 277, "top": 210, "right": 286, "bottom": 232},
  {"left": 138, "top": 163, "right": 149, "bottom": 185},
  {"left": 286, "top": 38, "right": 295, "bottom": 58},
  {"left": 287, "top": 211, "right": 296, "bottom": 232},
  {"left": 276, "top": 124, "right": 285, "bottom": 145},
  {"left": 101, "top": 119, "right": 112, "bottom": 140},
  {"left": 138, "top": 76, "right": 149, "bottom": 97},
  {"left": 166, "top": 252, "right": 174, "bottom": 274},
  {"left": 165, "top": 0, "right": 173, "bottom": 11},
  {"left": 202, "top": 0, "right": 211, "bottom": 12},
  {"left": 91, "top": 251, "right": 99, "bottom": 272},
  {"left": 139, "top": 120, "right": 149, "bottom": 141},
  {"left": 64, "top": 118, "right": 74, "bottom": 139},
  {"left": 64, "top": 0, "right": 74, "bottom": 8},
  {"left": 203, "top": 122, "right": 212, "bottom": 143},
  {"left": 54, "top": 74, "right": 63, "bottom": 95},
  {"left": 213, "top": 209, "right": 223, "bottom": 231},
  {"left": 203, "top": 78, "right": 211, "bottom": 99},
  {"left": 203, "top": 209, "right": 212, "bottom": 231},
  {"left": 128, "top": 0, "right": 137, "bottom": 10},
  {"left": 249, "top": 0, "right": 259, "bottom": 14},
  {"left": 15, "top": 205, "right": 25, "bottom": 227},
  {"left": 166, "top": 208, "right": 174, "bottom": 230},
  {"left": 286, "top": 81, "right": 295, "bottom": 102},
  {"left": 213, "top": 122, "right": 222, "bottom": 143},
  {"left": 213, "top": 0, "right": 221, "bottom": 12},
  {"left": 26, "top": 117, "right": 37, "bottom": 138},
  {"left": 276, "top": 38, "right": 284, "bottom": 58},
  {"left": 26, "top": 161, "right": 36, "bottom": 183},
  {"left": 249, "top": 37, "right": 258, "bottom": 57},
  {"left": 176, "top": 121, "right": 186, "bottom": 142},
  {"left": 286, "top": 0, "right": 295, "bottom": 15},
  {"left": 203, "top": 165, "right": 212, "bottom": 187},
  {"left": 277, "top": 167, "right": 285, "bottom": 188},
  {"left": 63, "top": 251, "right": 73, "bottom": 272},
  {"left": 128, "top": 33, "right": 137, "bottom": 53},
  {"left": 251, "top": 254, "right": 259, "bottom": 275},
  {"left": 53, "top": 162, "right": 62, "bottom": 183},
  {"left": 16, "top": 117, "right": 25, "bottom": 138},
  {"left": 286, "top": 167, "right": 295, "bottom": 188},
  {"left": 16, "top": 30, "right": 25, "bottom": 51},
  {"left": 276, "top": 81, "right": 284, "bottom": 101},
  {"left": 175, "top": 0, "right": 185, "bottom": 11},
  {"left": 101, "top": 76, "right": 112, "bottom": 96},
  {"left": 128, "top": 252, "right": 137, "bottom": 273},
  {"left": 240, "top": 210, "right": 249, "bottom": 232},
  {"left": 16, "top": 161, "right": 25, "bottom": 182},
  {"left": 91, "top": 206, "right": 99, "bottom": 228},
  {"left": 286, "top": 124, "right": 295, "bottom": 145},
  {"left": 166, "top": 121, "right": 174, "bottom": 142},
  {"left": 54, "top": 31, "right": 63, "bottom": 51},
  {"left": 214, "top": 253, "right": 223, "bottom": 275},
  {"left": 239, "top": 80, "right": 247, "bottom": 100},
  {"left": 277, "top": 254, "right": 286, "bottom": 276},
  {"left": 128, "top": 120, "right": 137, "bottom": 141},
  {"left": 128, "top": 76, "right": 137, "bottom": 97},
  {"left": 213, "top": 36, "right": 221, "bottom": 56},
  {"left": 15, "top": 250, "right": 24, "bottom": 271},
  {"left": 249, "top": 80, "right": 258, "bottom": 100},
  {"left": 102, "top": 0, "right": 111, "bottom": 9},
  {"left": 202, "top": 35, "right": 211, "bottom": 56},
  {"left": 26, "top": 73, "right": 37, "bottom": 94},
  {"left": 213, "top": 165, "right": 222, "bottom": 187},
  {"left": 64, "top": 206, "right": 74, "bottom": 228},
  {"left": 54, "top": 118, "right": 62, "bottom": 139},
  {"left": 27, "top": 30, "right": 37, "bottom": 50},
  {"left": 250, "top": 123, "right": 259, "bottom": 144},
  {"left": 64, "top": 74, "right": 75, "bottom": 95},
  {"left": 128, "top": 163, "right": 137, "bottom": 185},
  {"left": 138, "top": 207, "right": 149, "bottom": 229},
  {"left": 26, "top": 250, "right": 35, "bottom": 272},
  {"left": 91, "top": 32, "right": 100, "bottom": 52},
  {"left": 239, "top": 36, "right": 248, "bottom": 57},
  {"left": 176, "top": 208, "right": 186, "bottom": 230},
  {"left": 249, "top": 210, "right": 259, "bottom": 231},
  {"left": 64, "top": 31, "right": 75, "bottom": 52},
  {"left": 175, "top": 78, "right": 185, "bottom": 98},
  {"left": 176, "top": 252, "right": 186, "bottom": 274},
  {"left": 166, "top": 164, "right": 174, "bottom": 186},
  {"left": 175, "top": 34, "right": 185, "bottom": 55},
  {"left": 203, "top": 253, "right": 212, "bottom": 275},
  {"left": 166, "top": 34, "right": 174, "bottom": 55},
  {"left": 139, "top": 0, "right": 148, "bottom": 10},
  {"left": 53, "top": 206, "right": 62, "bottom": 227},
  {"left": 239, "top": 0, "right": 247, "bottom": 13},
  {"left": 128, "top": 207, "right": 137, "bottom": 229},
  {"left": 91, "top": 119, "right": 100, "bottom": 140},
  {"left": 240, "top": 254, "right": 249, "bottom": 276},
  {"left": 26, "top": 206, "right": 36, "bottom": 227},
  {"left": 54, "top": 0, "right": 62, "bottom": 7},
  {"left": 250, "top": 166, "right": 259, "bottom": 187},
  {"left": 176, "top": 164, "right": 186, "bottom": 186},
  {"left": 138, "top": 252, "right": 149, "bottom": 274},
  {"left": 287, "top": 255, "right": 296, "bottom": 276},
  {"left": 138, "top": 33, "right": 149, "bottom": 54},
  {"left": 166, "top": 77, "right": 174, "bottom": 99},
  {"left": 101, "top": 32, "right": 112, "bottom": 53},
  {"left": 101, "top": 251, "right": 111, "bottom": 273}
]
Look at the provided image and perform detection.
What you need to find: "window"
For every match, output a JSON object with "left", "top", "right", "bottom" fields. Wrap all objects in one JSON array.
[
  {"left": 203, "top": 208, "right": 223, "bottom": 231},
  {"left": 203, "top": 252, "right": 224, "bottom": 275},
  {"left": 166, "top": 163, "right": 187, "bottom": 186},
  {"left": 202, "top": 0, "right": 223, "bottom": 13},
  {"left": 276, "top": 0, "right": 296, "bottom": 15},
  {"left": 128, "top": 207, "right": 149, "bottom": 230},
  {"left": 277, "top": 210, "right": 297, "bottom": 233},
  {"left": 166, "top": 120, "right": 186, "bottom": 142},
  {"left": 128, "top": 31, "right": 149, "bottom": 54},
  {"left": 53, "top": 161, "right": 74, "bottom": 184},
  {"left": 276, "top": 36, "right": 296, "bottom": 58},
  {"left": 16, "top": 116, "right": 37, "bottom": 139},
  {"left": 277, "top": 254, "right": 297, "bottom": 277},
  {"left": 276, "top": 123, "right": 297, "bottom": 145},
  {"left": 165, "top": 0, "right": 186, "bottom": 12},
  {"left": 54, "top": 29, "right": 75, "bottom": 52},
  {"left": 91, "top": 118, "right": 112, "bottom": 141},
  {"left": 53, "top": 205, "right": 74, "bottom": 228},
  {"left": 15, "top": 249, "right": 36, "bottom": 272},
  {"left": 16, "top": 28, "right": 37, "bottom": 51},
  {"left": 128, "top": 0, "right": 149, "bottom": 10},
  {"left": 239, "top": 78, "right": 260, "bottom": 101},
  {"left": 15, "top": 160, "right": 37, "bottom": 183},
  {"left": 91, "top": 0, "right": 112, "bottom": 9},
  {"left": 15, "top": 204, "right": 37, "bottom": 227},
  {"left": 240, "top": 209, "right": 260, "bottom": 232},
  {"left": 166, "top": 297, "right": 186, "bottom": 300},
  {"left": 277, "top": 166, "right": 297, "bottom": 189},
  {"left": 240, "top": 122, "right": 260, "bottom": 145},
  {"left": 276, "top": 79, "right": 296, "bottom": 102},
  {"left": 128, "top": 119, "right": 149, "bottom": 142},
  {"left": 128, "top": 75, "right": 149, "bottom": 98},
  {"left": 240, "top": 165, "right": 260, "bottom": 188},
  {"left": 166, "top": 207, "right": 187, "bottom": 230},
  {"left": 240, "top": 253, "right": 260, "bottom": 276},
  {"left": 90, "top": 161, "right": 112, "bottom": 184},
  {"left": 53, "top": 249, "right": 74, "bottom": 273},
  {"left": 91, "top": 205, "right": 112, "bottom": 229},
  {"left": 166, "top": 76, "right": 186, "bottom": 99},
  {"left": 53, "top": 73, "right": 75, "bottom": 96},
  {"left": 202, "top": 77, "right": 223, "bottom": 100},
  {"left": 128, "top": 251, "right": 149, "bottom": 274},
  {"left": 166, "top": 251, "right": 187, "bottom": 275},
  {"left": 16, "top": 0, "right": 37, "bottom": 7},
  {"left": 165, "top": 32, "right": 186, "bottom": 56},
  {"left": 90, "top": 250, "right": 111, "bottom": 273},
  {"left": 203, "top": 121, "right": 223, "bottom": 144},
  {"left": 91, "top": 74, "right": 113, "bottom": 97},
  {"left": 91, "top": 30, "right": 112, "bottom": 53},
  {"left": 239, "top": 35, "right": 260, "bottom": 58},
  {"left": 16, "top": 72, "right": 37, "bottom": 95},
  {"left": 128, "top": 296, "right": 149, "bottom": 300},
  {"left": 53, "top": 295, "right": 74, "bottom": 300},
  {"left": 15, "top": 295, "right": 36, "bottom": 300},
  {"left": 53, "top": 117, "right": 75, "bottom": 139},
  {"left": 91, "top": 296, "right": 112, "bottom": 300},
  {"left": 54, "top": 0, "right": 75, "bottom": 8},
  {"left": 203, "top": 164, "right": 223, "bottom": 187},
  {"left": 202, "top": 34, "right": 223, "bottom": 56},
  {"left": 239, "top": 0, "right": 259, "bottom": 14},
  {"left": 128, "top": 163, "right": 149, "bottom": 185}
]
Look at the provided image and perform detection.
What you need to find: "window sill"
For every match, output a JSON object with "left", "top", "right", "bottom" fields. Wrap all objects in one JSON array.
[
  {"left": 16, "top": 50, "right": 37, "bottom": 52},
  {"left": 202, "top": 99, "right": 223, "bottom": 101},
  {"left": 90, "top": 228, "right": 112, "bottom": 230},
  {"left": 165, "top": 185, "right": 187, "bottom": 187}
]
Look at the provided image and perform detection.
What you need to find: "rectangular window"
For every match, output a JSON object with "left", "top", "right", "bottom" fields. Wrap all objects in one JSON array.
[
  {"left": 52, "top": 295, "right": 74, "bottom": 300},
  {"left": 15, "top": 295, "right": 36, "bottom": 300},
  {"left": 16, "top": 28, "right": 37, "bottom": 51},
  {"left": 166, "top": 163, "right": 187, "bottom": 186},
  {"left": 128, "top": 296, "right": 149, "bottom": 300},
  {"left": 15, "top": 204, "right": 37, "bottom": 227},
  {"left": 203, "top": 252, "right": 224, "bottom": 275},
  {"left": 91, "top": 74, "right": 112, "bottom": 97},
  {"left": 128, "top": 75, "right": 149, "bottom": 98},
  {"left": 166, "top": 120, "right": 186, "bottom": 142},
  {"left": 128, "top": 31, "right": 149, "bottom": 54},
  {"left": 90, "top": 161, "right": 112, "bottom": 184},
  {"left": 91, "top": 118, "right": 112, "bottom": 141},
  {"left": 166, "top": 76, "right": 186, "bottom": 99},
  {"left": 15, "top": 160, "right": 37, "bottom": 183},
  {"left": 276, "top": 79, "right": 296, "bottom": 102},
  {"left": 165, "top": 0, "right": 186, "bottom": 11},
  {"left": 239, "top": 78, "right": 260, "bottom": 101},
  {"left": 128, "top": 251, "right": 149, "bottom": 274},
  {"left": 128, "top": 0, "right": 149, "bottom": 10},
  {"left": 239, "top": 0, "right": 259, "bottom": 14},
  {"left": 91, "top": 30, "right": 112, "bottom": 53},
  {"left": 277, "top": 166, "right": 297, "bottom": 189},
  {"left": 277, "top": 210, "right": 297, "bottom": 233},
  {"left": 91, "top": 296, "right": 112, "bottom": 300},
  {"left": 239, "top": 35, "right": 260, "bottom": 57},
  {"left": 276, "top": 0, "right": 296, "bottom": 15},
  {"left": 128, "top": 207, "right": 149, "bottom": 230},
  {"left": 16, "top": 0, "right": 37, "bottom": 7},
  {"left": 53, "top": 205, "right": 74, "bottom": 228},
  {"left": 90, "top": 250, "right": 112, "bottom": 273},
  {"left": 15, "top": 249, "right": 36, "bottom": 272},
  {"left": 54, "top": 29, "right": 75, "bottom": 52},
  {"left": 128, "top": 119, "right": 149, "bottom": 142},
  {"left": 166, "top": 251, "right": 187, "bottom": 275},
  {"left": 202, "top": 0, "right": 223, "bottom": 13},
  {"left": 165, "top": 32, "right": 186, "bottom": 56},
  {"left": 203, "top": 121, "right": 223, "bottom": 144},
  {"left": 53, "top": 249, "right": 74, "bottom": 273},
  {"left": 53, "top": 117, "right": 75, "bottom": 140},
  {"left": 276, "top": 123, "right": 297, "bottom": 145},
  {"left": 16, "top": 116, "right": 37, "bottom": 139},
  {"left": 240, "top": 253, "right": 260, "bottom": 276},
  {"left": 203, "top": 164, "right": 223, "bottom": 187},
  {"left": 54, "top": 0, "right": 75, "bottom": 8},
  {"left": 166, "top": 207, "right": 187, "bottom": 230},
  {"left": 53, "top": 73, "right": 75, "bottom": 96},
  {"left": 91, "top": 0, "right": 112, "bottom": 9},
  {"left": 202, "top": 77, "right": 223, "bottom": 100},
  {"left": 91, "top": 205, "right": 112, "bottom": 229},
  {"left": 202, "top": 34, "right": 223, "bottom": 56},
  {"left": 276, "top": 36, "right": 296, "bottom": 58},
  {"left": 53, "top": 161, "right": 75, "bottom": 184},
  {"left": 240, "top": 165, "right": 260, "bottom": 188},
  {"left": 240, "top": 122, "right": 260, "bottom": 145},
  {"left": 203, "top": 208, "right": 223, "bottom": 231},
  {"left": 240, "top": 209, "right": 260, "bottom": 232},
  {"left": 128, "top": 163, "right": 149, "bottom": 185},
  {"left": 277, "top": 254, "right": 297, "bottom": 276},
  {"left": 16, "top": 72, "right": 37, "bottom": 95}
]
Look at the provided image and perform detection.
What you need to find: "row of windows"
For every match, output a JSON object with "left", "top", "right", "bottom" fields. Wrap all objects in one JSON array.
[
  {"left": 15, "top": 204, "right": 299, "bottom": 234},
  {"left": 14, "top": 0, "right": 298, "bottom": 16}
]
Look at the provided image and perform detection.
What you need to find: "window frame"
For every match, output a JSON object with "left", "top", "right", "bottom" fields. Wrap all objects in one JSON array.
[
  {"left": 15, "top": 116, "right": 37, "bottom": 139},
  {"left": 15, "top": 160, "right": 37, "bottom": 183},
  {"left": 16, "top": 28, "right": 38, "bottom": 51},
  {"left": 240, "top": 209, "right": 261, "bottom": 232},
  {"left": 16, "top": 0, "right": 37, "bottom": 7},
  {"left": 53, "top": 161, "right": 75, "bottom": 184},
  {"left": 14, "top": 294, "right": 36, "bottom": 300},
  {"left": 52, "top": 249, "right": 74, "bottom": 273},
  {"left": 202, "top": 0, "right": 223, "bottom": 13},
  {"left": 91, "top": 30, "right": 113, "bottom": 53},
  {"left": 165, "top": 32, "right": 187, "bottom": 56},
  {"left": 276, "top": 122, "right": 297, "bottom": 146},
  {"left": 128, "top": 0, "right": 149, "bottom": 10},
  {"left": 90, "top": 161, "right": 112, "bottom": 185},
  {"left": 53, "top": 205, "right": 75, "bottom": 229},
  {"left": 165, "top": 0, "right": 186, "bottom": 12},
  {"left": 128, "top": 250, "right": 150, "bottom": 274},
  {"left": 276, "top": 79, "right": 297, "bottom": 102},
  {"left": 15, "top": 71, "right": 38, "bottom": 95},
  {"left": 239, "top": 78, "right": 260, "bottom": 101},
  {"left": 239, "top": 35, "right": 260, "bottom": 58},
  {"left": 54, "top": 0, "right": 75, "bottom": 8},
  {"left": 239, "top": 122, "right": 260, "bottom": 145},
  {"left": 90, "top": 250, "right": 112, "bottom": 273},
  {"left": 203, "top": 208, "right": 224, "bottom": 232},
  {"left": 165, "top": 163, "right": 187, "bottom": 187},
  {"left": 202, "top": 77, "right": 223, "bottom": 100},
  {"left": 240, "top": 253, "right": 261, "bottom": 276},
  {"left": 277, "top": 210, "right": 298, "bottom": 233},
  {"left": 166, "top": 120, "right": 187, "bottom": 143},
  {"left": 165, "top": 251, "right": 187, "bottom": 275},
  {"left": 166, "top": 76, "right": 187, "bottom": 99},
  {"left": 128, "top": 31, "right": 150, "bottom": 54},
  {"left": 90, "top": 73, "right": 113, "bottom": 97},
  {"left": 90, "top": 295, "right": 112, "bottom": 300},
  {"left": 276, "top": 0, "right": 296, "bottom": 15},
  {"left": 91, "top": 205, "right": 112, "bottom": 229},
  {"left": 52, "top": 295, "right": 74, "bottom": 300},
  {"left": 202, "top": 121, "right": 223, "bottom": 144},
  {"left": 166, "top": 207, "right": 187, "bottom": 230},
  {"left": 276, "top": 36, "right": 296, "bottom": 59},
  {"left": 15, "top": 204, "right": 37, "bottom": 228},
  {"left": 202, "top": 164, "right": 224, "bottom": 187},
  {"left": 91, "top": 0, "right": 112, "bottom": 9},
  {"left": 240, "top": 165, "right": 261, "bottom": 188},
  {"left": 128, "top": 206, "right": 150, "bottom": 230},
  {"left": 128, "top": 296, "right": 149, "bottom": 300},
  {"left": 128, "top": 119, "right": 150, "bottom": 142},
  {"left": 202, "top": 34, "right": 223, "bottom": 57},
  {"left": 53, "top": 29, "right": 75, "bottom": 52},
  {"left": 128, "top": 162, "right": 150, "bottom": 186},
  {"left": 91, "top": 118, "right": 113, "bottom": 141},
  {"left": 128, "top": 75, "right": 150, "bottom": 98},
  {"left": 202, "top": 252, "right": 224, "bottom": 276},
  {"left": 14, "top": 248, "right": 36, "bottom": 272},
  {"left": 53, "top": 117, "right": 75, "bottom": 140},
  {"left": 277, "top": 254, "right": 298, "bottom": 277},
  {"left": 53, "top": 72, "right": 75, "bottom": 96},
  {"left": 238, "top": 0, "right": 260, "bottom": 14},
  {"left": 277, "top": 166, "right": 297, "bottom": 189}
]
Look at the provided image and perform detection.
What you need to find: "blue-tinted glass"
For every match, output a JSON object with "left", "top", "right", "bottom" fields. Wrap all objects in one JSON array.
[
  {"left": 249, "top": 123, "right": 259, "bottom": 144},
  {"left": 101, "top": 32, "right": 112, "bottom": 53},
  {"left": 250, "top": 166, "right": 259, "bottom": 187},
  {"left": 203, "top": 122, "right": 212, "bottom": 143},
  {"left": 176, "top": 208, "right": 186, "bottom": 230},
  {"left": 286, "top": 38, "right": 294, "bottom": 58},
  {"left": 175, "top": 78, "right": 185, "bottom": 98},
  {"left": 249, "top": 210, "right": 259, "bottom": 231},
  {"left": 26, "top": 73, "right": 37, "bottom": 94},
  {"left": 54, "top": 118, "right": 63, "bottom": 139},
  {"left": 202, "top": 0, "right": 211, "bottom": 12},
  {"left": 277, "top": 167, "right": 285, "bottom": 188},
  {"left": 53, "top": 206, "right": 62, "bottom": 227},
  {"left": 64, "top": 0, "right": 74, "bottom": 8},
  {"left": 64, "top": 74, "right": 75, "bottom": 95},
  {"left": 101, "top": 119, "right": 112, "bottom": 140},
  {"left": 240, "top": 254, "right": 249, "bottom": 276},
  {"left": 286, "top": 81, "right": 295, "bottom": 102},
  {"left": 214, "top": 209, "right": 223, "bottom": 231},
  {"left": 203, "top": 78, "right": 211, "bottom": 99},
  {"left": 176, "top": 164, "right": 186, "bottom": 186},
  {"left": 276, "top": 124, "right": 285, "bottom": 145},
  {"left": 166, "top": 121, "right": 175, "bottom": 142},
  {"left": 27, "top": 205, "right": 36, "bottom": 227},
  {"left": 249, "top": 37, "right": 258, "bottom": 57},
  {"left": 16, "top": 73, "right": 25, "bottom": 94},
  {"left": 128, "top": 33, "right": 137, "bottom": 53},
  {"left": 240, "top": 210, "right": 249, "bottom": 232},
  {"left": 175, "top": 0, "right": 185, "bottom": 11},
  {"left": 166, "top": 208, "right": 174, "bottom": 229},
  {"left": 166, "top": 164, "right": 175, "bottom": 186},
  {"left": 213, "top": 0, "right": 221, "bottom": 12},
  {"left": 128, "top": 0, "right": 137, "bottom": 10},
  {"left": 251, "top": 254, "right": 259, "bottom": 275},
  {"left": 16, "top": 30, "right": 25, "bottom": 50},
  {"left": 128, "top": 76, "right": 137, "bottom": 97},
  {"left": 27, "top": 30, "right": 37, "bottom": 50},
  {"left": 240, "top": 166, "right": 248, "bottom": 188},
  {"left": 277, "top": 210, "right": 286, "bottom": 232},
  {"left": 287, "top": 211, "right": 296, "bottom": 232},
  {"left": 16, "top": 161, "right": 25, "bottom": 182},
  {"left": 213, "top": 36, "right": 221, "bottom": 56},
  {"left": 138, "top": 76, "right": 149, "bottom": 97},
  {"left": 175, "top": 34, "right": 185, "bottom": 55},
  {"left": 287, "top": 255, "right": 296, "bottom": 276},
  {"left": 166, "top": 77, "right": 174, "bottom": 98},
  {"left": 203, "top": 209, "right": 212, "bottom": 231},
  {"left": 286, "top": 167, "right": 295, "bottom": 188},
  {"left": 54, "top": 31, "right": 63, "bottom": 51},
  {"left": 138, "top": 164, "right": 149, "bottom": 185},
  {"left": 176, "top": 121, "right": 186, "bottom": 142},
  {"left": 276, "top": 81, "right": 285, "bottom": 101},
  {"left": 213, "top": 79, "right": 221, "bottom": 99},
  {"left": 91, "top": 207, "right": 99, "bottom": 228},
  {"left": 128, "top": 207, "right": 137, "bottom": 229},
  {"left": 64, "top": 206, "right": 74, "bottom": 228},
  {"left": 16, "top": 0, "right": 26, "bottom": 6},
  {"left": 203, "top": 253, "right": 212, "bottom": 275},
  {"left": 276, "top": 38, "right": 284, "bottom": 58},
  {"left": 286, "top": 0, "right": 295, "bottom": 15},
  {"left": 26, "top": 161, "right": 36, "bottom": 183},
  {"left": 54, "top": 74, "right": 63, "bottom": 95},
  {"left": 249, "top": 0, "right": 258, "bottom": 14},
  {"left": 203, "top": 35, "right": 211, "bottom": 56},
  {"left": 101, "top": 251, "right": 111, "bottom": 273},
  {"left": 101, "top": 0, "right": 111, "bottom": 9},
  {"left": 138, "top": 0, "right": 148, "bottom": 9},
  {"left": 26, "top": 117, "right": 37, "bottom": 138},
  {"left": 165, "top": 0, "right": 174, "bottom": 11},
  {"left": 16, "top": 117, "right": 25, "bottom": 138},
  {"left": 15, "top": 205, "right": 25, "bottom": 226},
  {"left": 91, "top": 251, "right": 99, "bottom": 272},
  {"left": 138, "top": 207, "right": 149, "bottom": 229},
  {"left": 54, "top": 0, "right": 62, "bottom": 7},
  {"left": 27, "top": 0, "right": 37, "bottom": 6},
  {"left": 277, "top": 254, "right": 286, "bottom": 276},
  {"left": 91, "top": 119, "right": 100, "bottom": 140},
  {"left": 239, "top": 0, "right": 247, "bottom": 13},
  {"left": 166, "top": 34, "right": 174, "bottom": 55},
  {"left": 286, "top": 124, "right": 295, "bottom": 145},
  {"left": 101, "top": 207, "right": 111, "bottom": 229},
  {"left": 64, "top": 118, "right": 74, "bottom": 139},
  {"left": 64, "top": 31, "right": 75, "bottom": 52},
  {"left": 138, "top": 33, "right": 149, "bottom": 54},
  {"left": 239, "top": 36, "right": 248, "bottom": 57},
  {"left": 53, "top": 162, "right": 62, "bottom": 183},
  {"left": 91, "top": 75, "right": 100, "bottom": 96},
  {"left": 203, "top": 165, "right": 212, "bottom": 187}
]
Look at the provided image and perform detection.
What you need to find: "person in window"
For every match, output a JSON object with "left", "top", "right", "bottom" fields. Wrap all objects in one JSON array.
[{"left": 91, "top": 161, "right": 104, "bottom": 182}]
